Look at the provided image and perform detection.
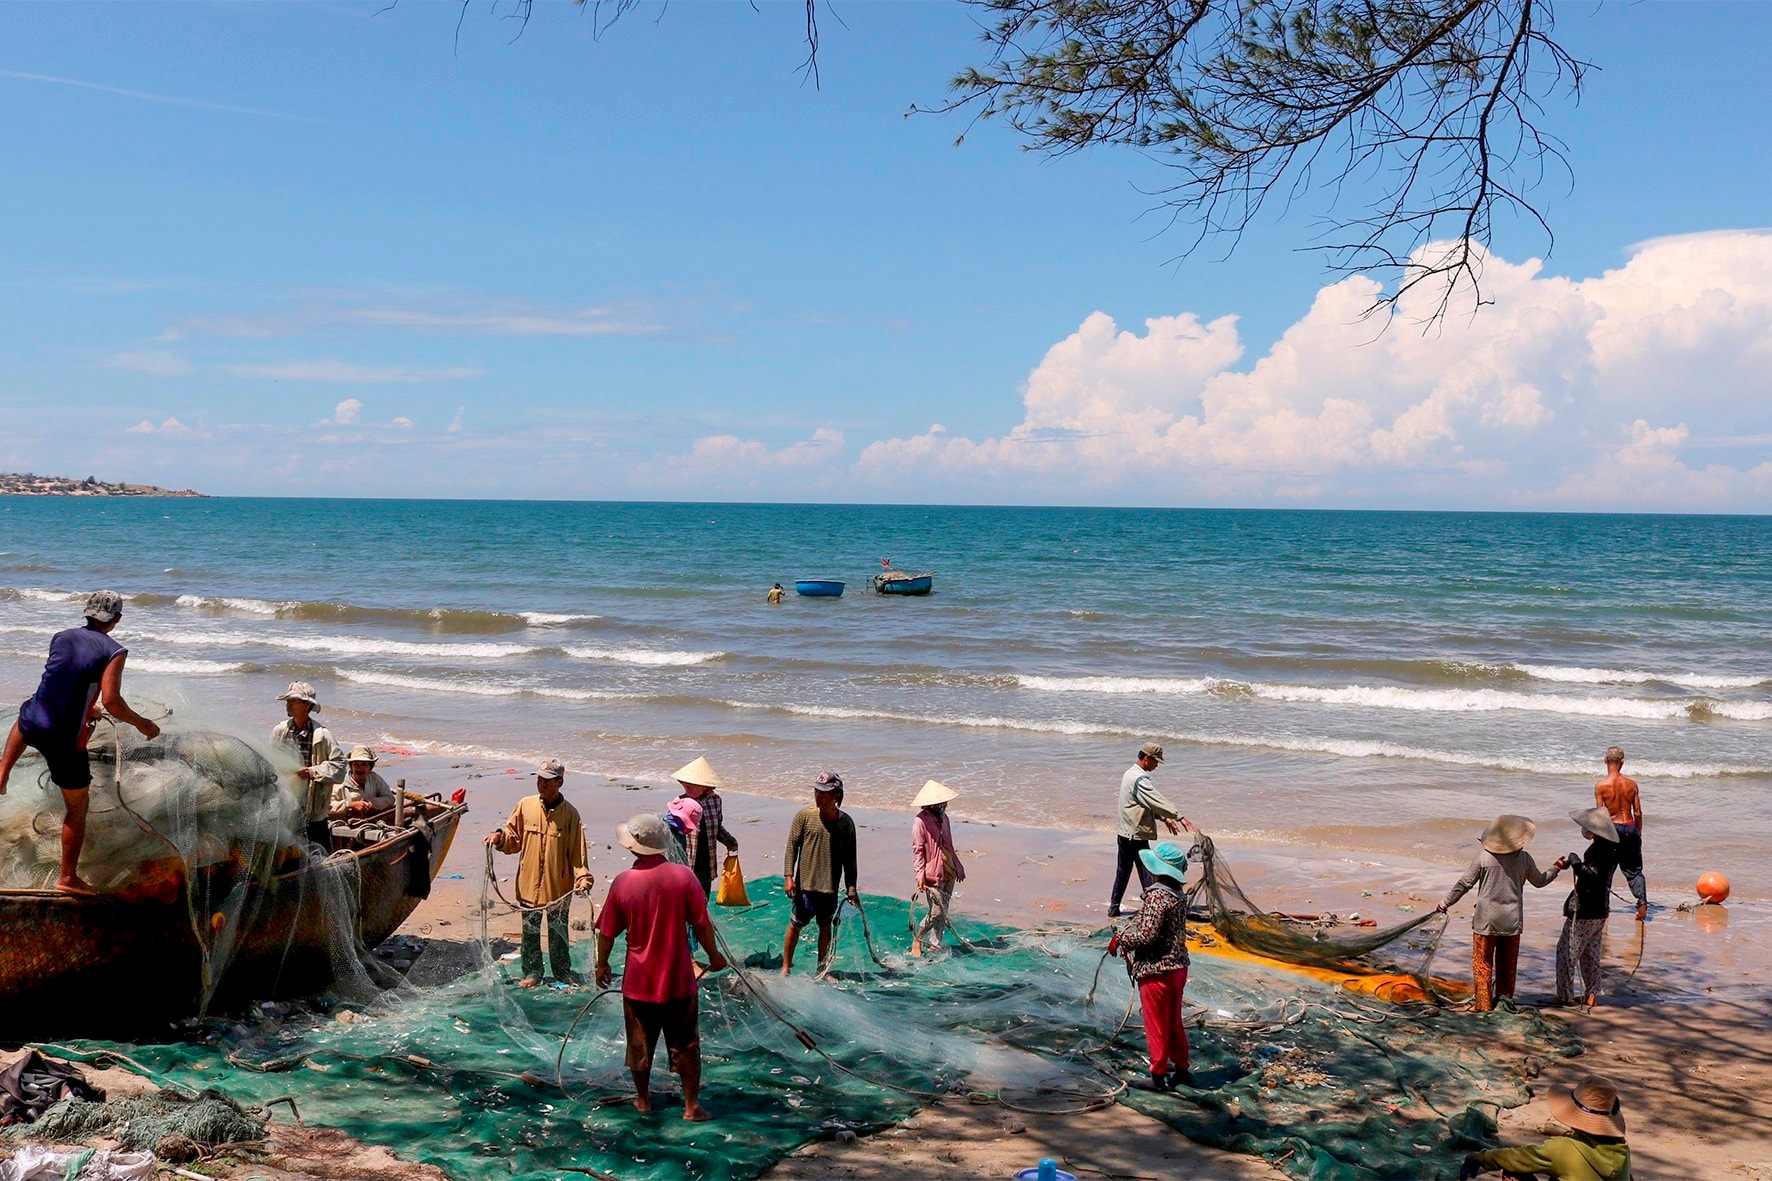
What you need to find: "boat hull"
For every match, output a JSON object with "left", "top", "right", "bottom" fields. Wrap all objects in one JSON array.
[
  {"left": 794, "top": 580, "right": 845, "bottom": 597},
  {"left": 0, "top": 801, "right": 463, "bottom": 1036},
  {"left": 874, "top": 572, "right": 934, "bottom": 596}
]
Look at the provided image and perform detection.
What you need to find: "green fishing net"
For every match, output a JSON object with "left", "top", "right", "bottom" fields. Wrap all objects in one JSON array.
[{"left": 53, "top": 873, "right": 1575, "bottom": 1181}]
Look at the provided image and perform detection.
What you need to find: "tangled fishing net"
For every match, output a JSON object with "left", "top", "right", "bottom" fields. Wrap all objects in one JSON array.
[
  {"left": 58, "top": 855, "right": 1573, "bottom": 1181},
  {"left": 10, "top": 1091, "right": 264, "bottom": 1155}
]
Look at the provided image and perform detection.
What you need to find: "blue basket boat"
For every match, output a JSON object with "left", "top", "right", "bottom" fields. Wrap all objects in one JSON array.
[
  {"left": 873, "top": 571, "right": 934, "bottom": 596},
  {"left": 794, "top": 579, "right": 846, "bottom": 597}
]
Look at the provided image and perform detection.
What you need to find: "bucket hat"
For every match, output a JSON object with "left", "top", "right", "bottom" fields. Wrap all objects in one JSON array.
[
  {"left": 536, "top": 758, "right": 565, "bottom": 782},
  {"left": 1138, "top": 840, "right": 1191, "bottom": 882},
  {"left": 667, "top": 796, "right": 704, "bottom": 830},
  {"left": 619, "top": 813, "right": 669, "bottom": 856},
  {"left": 1479, "top": 814, "right": 1536, "bottom": 855},
  {"left": 345, "top": 745, "right": 377, "bottom": 765},
  {"left": 672, "top": 756, "right": 725, "bottom": 789},
  {"left": 1568, "top": 806, "right": 1619, "bottom": 843},
  {"left": 277, "top": 681, "right": 320, "bottom": 708},
  {"left": 84, "top": 590, "right": 123, "bottom": 624},
  {"left": 913, "top": 780, "right": 957, "bottom": 809},
  {"left": 1547, "top": 1076, "right": 1627, "bottom": 1137}
]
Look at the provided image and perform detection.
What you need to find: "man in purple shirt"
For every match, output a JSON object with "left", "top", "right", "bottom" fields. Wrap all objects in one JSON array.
[{"left": 0, "top": 591, "right": 160, "bottom": 893}]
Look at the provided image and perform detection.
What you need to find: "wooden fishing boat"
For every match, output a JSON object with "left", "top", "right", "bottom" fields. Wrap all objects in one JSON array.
[
  {"left": 873, "top": 571, "right": 934, "bottom": 596},
  {"left": 794, "top": 579, "right": 845, "bottom": 597},
  {"left": 0, "top": 792, "right": 465, "bottom": 1036}
]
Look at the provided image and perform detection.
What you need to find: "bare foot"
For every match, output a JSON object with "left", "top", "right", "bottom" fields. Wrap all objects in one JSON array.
[
  {"left": 633, "top": 1094, "right": 653, "bottom": 1114},
  {"left": 778, "top": 966, "right": 791, "bottom": 978},
  {"left": 909, "top": 940, "right": 922, "bottom": 958},
  {"left": 517, "top": 977, "right": 540, "bottom": 989},
  {"left": 683, "top": 1102, "right": 713, "bottom": 1122},
  {"left": 57, "top": 877, "right": 100, "bottom": 897}
]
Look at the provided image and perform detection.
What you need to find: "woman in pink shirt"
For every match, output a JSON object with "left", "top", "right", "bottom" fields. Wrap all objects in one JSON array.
[{"left": 910, "top": 780, "right": 966, "bottom": 956}]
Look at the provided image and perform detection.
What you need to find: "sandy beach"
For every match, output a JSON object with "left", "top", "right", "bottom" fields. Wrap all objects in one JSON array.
[{"left": 377, "top": 750, "right": 1769, "bottom": 1180}]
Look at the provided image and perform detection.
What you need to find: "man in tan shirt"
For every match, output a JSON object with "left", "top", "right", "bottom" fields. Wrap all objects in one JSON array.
[
  {"left": 1595, "top": 746, "right": 1648, "bottom": 921},
  {"left": 485, "top": 758, "right": 593, "bottom": 987}
]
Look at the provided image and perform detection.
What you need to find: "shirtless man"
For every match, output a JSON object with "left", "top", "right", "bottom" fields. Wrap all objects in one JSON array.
[{"left": 1595, "top": 746, "right": 1648, "bottom": 921}]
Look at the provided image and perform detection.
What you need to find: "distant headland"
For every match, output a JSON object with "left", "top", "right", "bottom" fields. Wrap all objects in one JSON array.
[{"left": 0, "top": 472, "right": 205, "bottom": 497}]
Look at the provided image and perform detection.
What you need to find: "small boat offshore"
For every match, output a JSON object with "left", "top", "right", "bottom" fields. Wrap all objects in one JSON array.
[
  {"left": 794, "top": 579, "right": 845, "bottom": 597},
  {"left": 873, "top": 571, "right": 934, "bottom": 596}
]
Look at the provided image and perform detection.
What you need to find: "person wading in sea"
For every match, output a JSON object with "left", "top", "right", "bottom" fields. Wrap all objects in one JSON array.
[
  {"left": 1109, "top": 743, "right": 1189, "bottom": 918},
  {"left": 596, "top": 813, "right": 729, "bottom": 1121},
  {"left": 270, "top": 681, "right": 343, "bottom": 847},
  {"left": 0, "top": 591, "right": 160, "bottom": 894},
  {"left": 485, "top": 758, "right": 593, "bottom": 987},
  {"left": 1594, "top": 746, "right": 1648, "bottom": 921},
  {"left": 780, "top": 771, "right": 858, "bottom": 977}
]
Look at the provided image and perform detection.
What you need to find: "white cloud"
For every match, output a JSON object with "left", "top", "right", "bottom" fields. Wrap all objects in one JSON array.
[
  {"left": 124, "top": 417, "right": 196, "bottom": 437},
  {"left": 105, "top": 350, "right": 195, "bottom": 377},
  {"left": 860, "top": 231, "right": 1772, "bottom": 510},
  {"left": 392, "top": 416, "right": 413, "bottom": 429},
  {"left": 679, "top": 427, "right": 845, "bottom": 471},
  {"left": 446, "top": 406, "right": 464, "bottom": 433},
  {"left": 221, "top": 360, "right": 485, "bottom": 383},
  {"left": 330, "top": 398, "right": 362, "bottom": 425}
]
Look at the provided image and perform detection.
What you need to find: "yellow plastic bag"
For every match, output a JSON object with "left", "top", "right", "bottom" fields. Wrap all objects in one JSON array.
[{"left": 715, "top": 855, "right": 751, "bottom": 907}]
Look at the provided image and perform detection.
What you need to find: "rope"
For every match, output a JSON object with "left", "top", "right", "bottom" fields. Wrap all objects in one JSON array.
[
  {"left": 555, "top": 987, "right": 623, "bottom": 1098},
  {"left": 483, "top": 843, "right": 578, "bottom": 915}
]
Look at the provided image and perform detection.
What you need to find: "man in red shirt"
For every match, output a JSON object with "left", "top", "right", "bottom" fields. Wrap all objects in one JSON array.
[{"left": 595, "top": 812, "right": 729, "bottom": 1121}]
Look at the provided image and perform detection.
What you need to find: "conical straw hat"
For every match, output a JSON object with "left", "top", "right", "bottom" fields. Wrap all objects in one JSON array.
[
  {"left": 1480, "top": 814, "right": 1536, "bottom": 855},
  {"left": 912, "top": 780, "right": 958, "bottom": 809},
  {"left": 671, "top": 756, "right": 724, "bottom": 789}
]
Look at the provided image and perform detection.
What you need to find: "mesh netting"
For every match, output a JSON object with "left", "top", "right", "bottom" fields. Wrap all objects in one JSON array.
[
  {"left": 7, "top": 1091, "right": 264, "bottom": 1153},
  {"left": 1192, "top": 834, "right": 1452, "bottom": 997},
  {"left": 57, "top": 870, "right": 1575, "bottom": 1181}
]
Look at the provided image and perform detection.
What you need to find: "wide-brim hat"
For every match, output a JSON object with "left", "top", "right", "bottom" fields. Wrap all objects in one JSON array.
[
  {"left": 345, "top": 745, "right": 377, "bottom": 765},
  {"left": 1479, "top": 814, "right": 1536, "bottom": 855},
  {"left": 913, "top": 779, "right": 957, "bottom": 809},
  {"left": 1138, "top": 840, "right": 1190, "bottom": 881},
  {"left": 1547, "top": 1076, "right": 1626, "bottom": 1137},
  {"left": 672, "top": 756, "right": 724, "bottom": 789},
  {"left": 277, "top": 681, "right": 320, "bottom": 708},
  {"left": 1569, "top": 806, "right": 1619, "bottom": 843},
  {"left": 619, "top": 813, "right": 669, "bottom": 856},
  {"left": 667, "top": 796, "right": 704, "bottom": 829}
]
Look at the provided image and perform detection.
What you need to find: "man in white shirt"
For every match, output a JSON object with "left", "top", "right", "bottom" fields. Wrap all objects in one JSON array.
[{"left": 1109, "top": 743, "right": 1190, "bottom": 917}]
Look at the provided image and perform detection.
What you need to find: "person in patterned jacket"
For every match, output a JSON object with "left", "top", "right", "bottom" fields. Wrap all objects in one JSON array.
[{"left": 1112, "top": 839, "right": 1195, "bottom": 1091}]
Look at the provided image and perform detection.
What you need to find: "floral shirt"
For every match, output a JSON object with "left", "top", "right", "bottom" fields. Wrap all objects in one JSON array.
[{"left": 1116, "top": 881, "right": 1189, "bottom": 980}]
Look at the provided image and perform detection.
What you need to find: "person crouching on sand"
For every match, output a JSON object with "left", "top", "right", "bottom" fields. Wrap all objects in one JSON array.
[
  {"left": 1556, "top": 807, "right": 1621, "bottom": 1008},
  {"left": 1460, "top": 1074, "right": 1632, "bottom": 1180},
  {"left": 484, "top": 759, "right": 593, "bottom": 988},
  {"left": 780, "top": 771, "right": 858, "bottom": 977},
  {"left": 596, "top": 813, "right": 728, "bottom": 1121},
  {"left": 1111, "top": 840, "right": 1194, "bottom": 1091},
  {"left": 0, "top": 590, "right": 160, "bottom": 894},
  {"left": 1436, "top": 814, "right": 1565, "bottom": 1012},
  {"left": 909, "top": 779, "right": 965, "bottom": 957}
]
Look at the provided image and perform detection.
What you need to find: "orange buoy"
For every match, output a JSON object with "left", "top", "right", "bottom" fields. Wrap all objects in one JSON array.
[
  {"left": 1696, "top": 872, "right": 1730, "bottom": 904},
  {"left": 211, "top": 910, "right": 228, "bottom": 933}
]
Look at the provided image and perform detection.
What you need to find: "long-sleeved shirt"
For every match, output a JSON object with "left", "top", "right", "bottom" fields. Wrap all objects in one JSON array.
[
  {"left": 1441, "top": 848, "right": 1560, "bottom": 936},
  {"left": 1471, "top": 1135, "right": 1631, "bottom": 1180},
  {"left": 1568, "top": 836, "right": 1621, "bottom": 920},
  {"left": 784, "top": 806, "right": 857, "bottom": 894},
  {"left": 681, "top": 790, "right": 737, "bottom": 885},
  {"left": 330, "top": 770, "right": 396, "bottom": 816},
  {"left": 912, "top": 808, "right": 964, "bottom": 888},
  {"left": 270, "top": 719, "right": 343, "bottom": 823},
  {"left": 1117, "top": 764, "right": 1180, "bottom": 840},
  {"left": 1116, "top": 880, "right": 1190, "bottom": 980},
  {"left": 491, "top": 794, "right": 592, "bottom": 907}
]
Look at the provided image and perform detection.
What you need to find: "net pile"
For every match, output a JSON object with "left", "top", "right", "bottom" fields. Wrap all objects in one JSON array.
[
  {"left": 1192, "top": 834, "right": 1452, "bottom": 997},
  {"left": 66, "top": 873, "right": 1575, "bottom": 1181},
  {"left": 9, "top": 1091, "right": 264, "bottom": 1155}
]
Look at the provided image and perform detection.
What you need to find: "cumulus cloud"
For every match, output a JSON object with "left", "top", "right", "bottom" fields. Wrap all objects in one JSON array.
[
  {"left": 105, "top": 350, "right": 195, "bottom": 377},
  {"left": 681, "top": 427, "right": 846, "bottom": 470},
  {"left": 126, "top": 417, "right": 193, "bottom": 435},
  {"left": 221, "top": 360, "right": 485, "bottom": 383},
  {"left": 860, "top": 231, "right": 1772, "bottom": 510},
  {"left": 329, "top": 399, "right": 362, "bottom": 425}
]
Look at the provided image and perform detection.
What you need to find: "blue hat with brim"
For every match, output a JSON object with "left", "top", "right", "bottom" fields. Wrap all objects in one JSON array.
[{"left": 1138, "top": 840, "right": 1190, "bottom": 881}]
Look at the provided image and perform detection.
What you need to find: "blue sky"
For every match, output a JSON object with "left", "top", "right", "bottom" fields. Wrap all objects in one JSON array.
[{"left": 2, "top": 1, "right": 1769, "bottom": 510}]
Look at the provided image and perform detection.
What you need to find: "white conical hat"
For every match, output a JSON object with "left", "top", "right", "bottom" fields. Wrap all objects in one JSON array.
[
  {"left": 912, "top": 779, "right": 957, "bottom": 808},
  {"left": 671, "top": 756, "right": 725, "bottom": 789}
]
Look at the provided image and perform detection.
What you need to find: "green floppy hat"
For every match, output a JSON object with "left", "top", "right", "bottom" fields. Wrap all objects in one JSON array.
[{"left": 1138, "top": 840, "right": 1190, "bottom": 881}]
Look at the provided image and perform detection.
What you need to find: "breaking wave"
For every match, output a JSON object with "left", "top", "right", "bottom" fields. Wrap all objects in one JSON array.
[
  {"left": 1508, "top": 662, "right": 1768, "bottom": 690},
  {"left": 336, "top": 669, "right": 649, "bottom": 703},
  {"left": 562, "top": 645, "right": 723, "bottom": 667}
]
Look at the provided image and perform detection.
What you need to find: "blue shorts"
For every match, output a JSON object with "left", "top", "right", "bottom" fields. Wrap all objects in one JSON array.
[{"left": 790, "top": 889, "right": 842, "bottom": 928}]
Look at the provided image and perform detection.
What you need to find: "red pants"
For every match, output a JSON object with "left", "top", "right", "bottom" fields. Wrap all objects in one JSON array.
[
  {"left": 1471, "top": 932, "right": 1520, "bottom": 1012},
  {"left": 1137, "top": 967, "right": 1189, "bottom": 1076}
]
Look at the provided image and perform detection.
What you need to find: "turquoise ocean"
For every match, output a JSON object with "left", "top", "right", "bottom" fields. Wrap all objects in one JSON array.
[{"left": 2, "top": 498, "right": 1767, "bottom": 896}]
